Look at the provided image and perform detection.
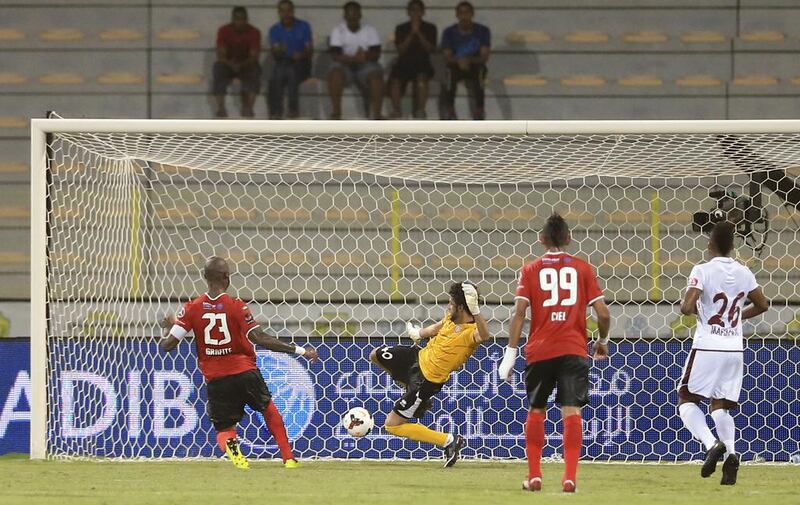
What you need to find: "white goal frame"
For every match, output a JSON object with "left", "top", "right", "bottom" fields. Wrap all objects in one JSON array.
[{"left": 29, "top": 118, "right": 800, "bottom": 460}]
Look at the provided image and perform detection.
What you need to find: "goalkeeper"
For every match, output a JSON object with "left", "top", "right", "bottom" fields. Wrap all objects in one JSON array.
[{"left": 369, "top": 281, "right": 490, "bottom": 468}]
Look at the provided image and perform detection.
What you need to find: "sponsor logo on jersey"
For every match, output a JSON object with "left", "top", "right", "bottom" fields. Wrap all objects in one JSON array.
[
  {"left": 454, "top": 325, "right": 461, "bottom": 333},
  {"left": 202, "top": 302, "right": 213, "bottom": 309},
  {"left": 216, "top": 304, "right": 224, "bottom": 310},
  {"left": 689, "top": 277, "right": 699, "bottom": 287}
]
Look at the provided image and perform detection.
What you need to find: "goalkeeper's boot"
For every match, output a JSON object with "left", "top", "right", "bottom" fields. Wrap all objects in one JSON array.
[
  {"left": 443, "top": 434, "right": 465, "bottom": 468},
  {"left": 701, "top": 440, "right": 726, "bottom": 478},
  {"left": 225, "top": 438, "right": 250, "bottom": 470},
  {"left": 720, "top": 454, "right": 740, "bottom": 485},
  {"left": 522, "top": 477, "right": 542, "bottom": 492},
  {"left": 284, "top": 459, "right": 300, "bottom": 469}
]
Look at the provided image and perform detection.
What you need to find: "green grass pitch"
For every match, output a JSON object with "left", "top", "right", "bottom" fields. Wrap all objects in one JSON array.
[{"left": 2, "top": 457, "right": 799, "bottom": 505}]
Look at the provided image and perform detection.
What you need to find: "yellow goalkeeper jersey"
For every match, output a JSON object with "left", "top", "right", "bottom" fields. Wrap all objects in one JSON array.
[{"left": 418, "top": 314, "right": 479, "bottom": 384}]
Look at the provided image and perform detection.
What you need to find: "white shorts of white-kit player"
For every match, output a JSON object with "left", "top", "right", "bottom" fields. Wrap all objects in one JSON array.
[{"left": 678, "top": 349, "right": 743, "bottom": 403}]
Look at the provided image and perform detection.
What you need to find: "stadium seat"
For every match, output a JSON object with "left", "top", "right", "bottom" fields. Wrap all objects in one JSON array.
[
  {"left": 156, "top": 73, "right": 203, "bottom": 85},
  {"left": 0, "top": 28, "right": 24, "bottom": 41},
  {"left": 99, "top": 29, "right": 145, "bottom": 42},
  {"left": 560, "top": 75, "right": 606, "bottom": 87},
  {"left": 97, "top": 73, "right": 145, "bottom": 85},
  {"left": 0, "top": 73, "right": 27, "bottom": 85},
  {"left": 39, "top": 28, "right": 86, "bottom": 41},
  {"left": 618, "top": 75, "right": 664, "bottom": 87},
  {"left": 0, "top": 117, "right": 27, "bottom": 129},
  {"left": 0, "top": 252, "right": 28, "bottom": 266},
  {"left": 680, "top": 31, "right": 726, "bottom": 43},
  {"left": 623, "top": 31, "right": 668, "bottom": 44},
  {"left": 740, "top": 30, "right": 785, "bottom": 42},
  {"left": 0, "top": 162, "right": 26, "bottom": 174},
  {"left": 790, "top": 77, "right": 800, "bottom": 86},
  {"left": 503, "top": 75, "right": 548, "bottom": 86},
  {"left": 156, "top": 29, "right": 201, "bottom": 41},
  {"left": 39, "top": 73, "right": 85, "bottom": 85},
  {"left": 0, "top": 206, "right": 30, "bottom": 226},
  {"left": 564, "top": 31, "right": 610, "bottom": 43},
  {"left": 731, "top": 75, "right": 779, "bottom": 86},
  {"left": 506, "top": 30, "right": 552, "bottom": 44},
  {"left": 676, "top": 74, "right": 722, "bottom": 86}
]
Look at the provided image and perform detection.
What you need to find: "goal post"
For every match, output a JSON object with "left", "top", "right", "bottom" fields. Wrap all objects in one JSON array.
[{"left": 30, "top": 119, "right": 800, "bottom": 461}]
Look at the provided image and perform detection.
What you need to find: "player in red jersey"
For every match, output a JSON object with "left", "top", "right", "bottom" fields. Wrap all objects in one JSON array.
[
  {"left": 498, "top": 214, "right": 611, "bottom": 493},
  {"left": 159, "top": 256, "right": 318, "bottom": 470}
]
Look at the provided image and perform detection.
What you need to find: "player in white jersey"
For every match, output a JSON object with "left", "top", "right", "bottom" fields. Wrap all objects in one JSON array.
[{"left": 678, "top": 221, "right": 768, "bottom": 486}]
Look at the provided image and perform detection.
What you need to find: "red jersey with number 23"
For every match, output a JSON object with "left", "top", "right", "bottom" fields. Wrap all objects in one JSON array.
[
  {"left": 515, "top": 252, "right": 604, "bottom": 363},
  {"left": 175, "top": 293, "right": 260, "bottom": 381}
]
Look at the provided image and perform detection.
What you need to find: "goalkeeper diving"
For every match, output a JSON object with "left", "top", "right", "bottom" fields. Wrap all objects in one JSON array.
[{"left": 369, "top": 281, "right": 490, "bottom": 468}]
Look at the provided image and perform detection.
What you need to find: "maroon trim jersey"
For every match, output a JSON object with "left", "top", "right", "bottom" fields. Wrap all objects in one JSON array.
[
  {"left": 175, "top": 293, "right": 260, "bottom": 381},
  {"left": 515, "top": 252, "right": 604, "bottom": 363}
]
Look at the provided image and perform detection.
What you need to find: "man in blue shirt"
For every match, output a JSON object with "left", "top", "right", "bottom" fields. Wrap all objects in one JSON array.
[
  {"left": 440, "top": 1, "right": 491, "bottom": 120},
  {"left": 267, "top": 0, "right": 313, "bottom": 119}
]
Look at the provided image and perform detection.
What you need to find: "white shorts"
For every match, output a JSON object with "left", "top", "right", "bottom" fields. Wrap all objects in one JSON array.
[{"left": 678, "top": 349, "right": 743, "bottom": 404}]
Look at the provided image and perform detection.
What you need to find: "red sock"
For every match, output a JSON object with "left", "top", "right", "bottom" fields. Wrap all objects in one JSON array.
[
  {"left": 562, "top": 414, "right": 582, "bottom": 485},
  {"left": 263, "top": 402, "right": 295, "bottom": 462},
  {"left": 526, "top": 411, "right": 545, "bottom": 480},
  {"left": 216, "top": 429, "right": 236, "bottom": 454}
]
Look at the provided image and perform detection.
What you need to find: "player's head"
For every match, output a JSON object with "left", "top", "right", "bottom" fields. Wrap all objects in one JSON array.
[
  {"left": 709, "top": 221, "right": 735, "bottom": 257},
  {"left": 277, "top": 0, "right": 294, "bottom": 22},
  {"left": 231, "top": 6, "right": 248, "bottom": 29},
  {"left": 448, "top": 281, "right": 477, "bottom": 319},
  {"left": 203, "top": 256, "right": 231, "bottom": 290},
  {"left": 456, "top": 1, "right": 474, "bottom": 23},
  {"left": 343, "top": 1, "right": 361, "bottom": 28},
  {"left": 540, "top": 213, "right": 571, "bottom": 249},
  {"left": 408, "top": 0, "right": 425, "bottom": 19}
]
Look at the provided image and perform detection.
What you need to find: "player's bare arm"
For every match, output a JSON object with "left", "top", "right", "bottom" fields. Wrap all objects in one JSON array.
[
  {"left": 741, "top": 287, "right": 769, "bottom": 320},
  {"left": 158, "top": 313, "right": 181, "bottom": 352},
  {"left": 247, "top": 327, "right": 319, "bottom": 362},
  {"left": 590, "top": 299, "right": 611, "bottom": 360},
  {"left": 681, "top": 287, "right": 702, "bottom": 316}
]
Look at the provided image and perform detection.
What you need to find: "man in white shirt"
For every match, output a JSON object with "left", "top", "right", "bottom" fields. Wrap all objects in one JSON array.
[
  {"left": 678, "top": 221, "right": 768, "bottom": 486},
  {"left": 327, "top": 1, "right": 384, "bottom": 119}
]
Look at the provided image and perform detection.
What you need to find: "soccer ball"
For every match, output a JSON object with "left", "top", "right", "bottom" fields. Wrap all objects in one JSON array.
[{"left": 342, "top": 407, "right": 374, "bottom": 437}]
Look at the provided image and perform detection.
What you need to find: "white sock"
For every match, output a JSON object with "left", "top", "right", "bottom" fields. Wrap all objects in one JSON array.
[
  {"left": 679, "top": 403, "right": 716, "bottom": 450},
  {"left": 711, "top": 409, "right": 736, "bottom": 458},
  {"left": 444, "top": 433, "right": 454, "bottom": 446}
]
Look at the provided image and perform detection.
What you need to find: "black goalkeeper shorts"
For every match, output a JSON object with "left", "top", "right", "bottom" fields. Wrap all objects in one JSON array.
[
  {"left": 525, "top": 355, "right": 590, "bottom": 409},
  {"left": 206, "top": 369, "right": 272, "bottom": 431},
  {"left": 374, "top": 345, "right": 443, "bottom": 419}
]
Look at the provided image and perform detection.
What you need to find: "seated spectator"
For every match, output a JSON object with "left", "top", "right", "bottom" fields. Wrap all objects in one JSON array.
[
  {"left": 213, "top": 6, "right": 262, "bottom": 118},
  {"left": 388, "top": 0, "right": 437, "bottom": 119},
  {"left": 327, "top": 1, "right": 384, "bottom": 119},
  {"left": 267, "top": 0, "right": 313, "bottom": 119},
  {"left": 440, "top": 1, "right": 490, "bottom": 120}
]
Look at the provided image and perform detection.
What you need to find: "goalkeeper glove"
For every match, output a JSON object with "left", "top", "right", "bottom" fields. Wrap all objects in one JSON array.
[
  {"left": 406, "top": 321, "right": 422, "bottom": 344},
  {"left": 462, "top": 281, "right": 480, "bottom": 316},
  {"left": 497, "top": 346, "right": 517, "bottom": 382}
]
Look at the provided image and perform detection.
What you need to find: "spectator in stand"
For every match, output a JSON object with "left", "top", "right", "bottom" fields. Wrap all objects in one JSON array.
[
  {"left": 213, "top": 6, "right": 262, "bottom": 118},
  {"left": 388, "top": 0, "right": 437, "bottom": 119},
  {"left": 267, "top": 0, "right": 313, "bottom": 119},
  {"left": 327, "top": 1, "right": 384, "bottom": 119},
  {"left": 440, "top": 1, "right": 490, "bottom": 120}
]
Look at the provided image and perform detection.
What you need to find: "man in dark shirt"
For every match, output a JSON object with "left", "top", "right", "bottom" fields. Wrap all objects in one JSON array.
[
  {"left": 440, "top": 1, "right": 490, "bottom": 120},
  {"left": 213, "top": 6, "right": 262, "bottom": 118},
  {"left": 267, "top": 0, "right": 313, "bottom": 119},
  {"left": 389, "top": 0, "right": 437, "bottom": 119}
]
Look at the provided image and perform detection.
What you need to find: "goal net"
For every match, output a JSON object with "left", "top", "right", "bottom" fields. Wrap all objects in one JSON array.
[{"left": 31, "top": 119, "right": 800, "bottom": 461}]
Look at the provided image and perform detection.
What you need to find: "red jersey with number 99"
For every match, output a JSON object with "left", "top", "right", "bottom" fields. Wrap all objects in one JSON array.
[
  {"left": 515, "top": 252, "right": 604, "bottom": 363},
  {"left": 175, "top": 293, "right": 260, "bottom": 381}
]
